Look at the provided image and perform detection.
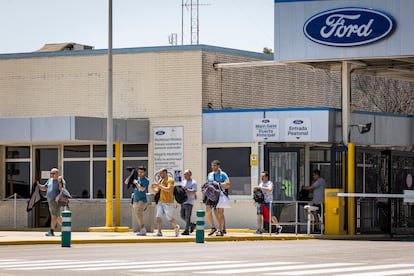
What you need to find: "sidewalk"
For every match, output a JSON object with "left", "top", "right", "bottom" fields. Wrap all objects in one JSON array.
[{"left": 0, "top": 229, "right": 318, "bottom": 245}]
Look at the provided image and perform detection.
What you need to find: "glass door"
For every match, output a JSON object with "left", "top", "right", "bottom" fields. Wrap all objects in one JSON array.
[{"left": 265, "top": 148, "right": 300, "bottom": 201}]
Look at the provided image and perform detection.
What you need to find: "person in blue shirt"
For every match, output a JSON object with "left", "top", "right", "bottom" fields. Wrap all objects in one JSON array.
[
  {"left": 205, "top": 160, "right": 230, "bottom": 237},
  {"left": 125, "top": 166, "right": 149, "bottom": 236},
  {"left": 38, "top": 167, "right": 66, "bottom": 237}
]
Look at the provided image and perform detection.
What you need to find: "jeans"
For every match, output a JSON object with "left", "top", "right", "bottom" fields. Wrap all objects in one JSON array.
[{"left": 180, "top": 203, "right": 193, "bottom": 231}]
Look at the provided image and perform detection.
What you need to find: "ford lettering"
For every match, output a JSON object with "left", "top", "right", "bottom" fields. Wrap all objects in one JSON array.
[{"left": 303, "top": 8, "right": 394, "bottom": 47}]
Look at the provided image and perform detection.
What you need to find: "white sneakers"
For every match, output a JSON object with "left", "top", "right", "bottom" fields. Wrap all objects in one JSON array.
[
  {"left": 137, "top": 228, "right": 147, "bottom": 236},
  {"left": 175, "top": 225, "right": 180, "bottom": 237}
]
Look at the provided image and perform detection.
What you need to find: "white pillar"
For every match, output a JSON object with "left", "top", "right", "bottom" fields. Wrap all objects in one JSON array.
[{"left": 342, "top": 61, "right": 351, "bottom": 145}]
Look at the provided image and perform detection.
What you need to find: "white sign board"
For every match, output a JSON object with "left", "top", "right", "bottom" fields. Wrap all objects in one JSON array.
[
  {"left": 253, "top": 118, "right": 279, "bottom": 142},
  {"left": 153, "top": 126, "right": 184, "bottom": 183},
  {"left": 285, "top": 118, "right": 311, "bottom": 141}
]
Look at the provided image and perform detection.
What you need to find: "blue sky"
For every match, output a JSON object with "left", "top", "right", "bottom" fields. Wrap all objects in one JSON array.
[{"left": 0, "top": 0, "right": 274, "bottom": 54}]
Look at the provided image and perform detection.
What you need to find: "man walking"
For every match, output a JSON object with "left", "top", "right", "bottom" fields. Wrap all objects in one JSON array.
[
  {"left": 180, "top": 169, "right": 197, "bottom": 235},
  {"left": 151, "top": 168, "right": 180, "bottom": 237},
  {"left": 38, "top": 167, "right": 65, "bottom": 237},
  {"left": 205, "top": 160, "right": 230, "bottom": 237},
  {"left": 125, "top": 166, "right": 149, "bottom": 236}
]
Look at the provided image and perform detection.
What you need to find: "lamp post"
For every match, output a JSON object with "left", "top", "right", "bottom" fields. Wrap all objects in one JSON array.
[{"left": 106, "top": 0, "right": 113, "bottom": 227}]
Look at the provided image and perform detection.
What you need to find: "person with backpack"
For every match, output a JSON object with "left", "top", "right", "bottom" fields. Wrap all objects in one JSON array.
[
  {"left": 205, "top": 160, "right": 230, "bottom": 237},
  {"left": 254, "top": 171, "right": 282, "bottom": 234},
  {"left": 179, "top": 169, "right": 197, "bottom": 235}
]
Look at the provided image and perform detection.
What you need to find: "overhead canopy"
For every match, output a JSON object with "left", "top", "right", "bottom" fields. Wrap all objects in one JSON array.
[
  {"left": 273, "top": 0, "right": 414, "bottom": 82},
  {"left": 287, "top": 56, "right": 414, "bottom": 82}
]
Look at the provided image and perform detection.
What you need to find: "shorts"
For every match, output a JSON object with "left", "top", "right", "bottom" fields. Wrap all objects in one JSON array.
[
  {"left": 48, "top": 200, "right": 62, "bottom": 217},
  {"left": 133, "top": 201, "right": 148, "bottom": 215},
  {"left": 257, "top": 202, "right": 271, "bottom": 215},
  {"left": 203, "top": 195, "right": 219, "bottom": 208},
  {"left": 156, "top": 202, "right": 174, "bottom": 221}
]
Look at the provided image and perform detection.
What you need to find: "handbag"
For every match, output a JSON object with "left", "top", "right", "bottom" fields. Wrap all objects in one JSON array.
[{"left": 216, "top": 186, "right": 231, "bottom": 208}]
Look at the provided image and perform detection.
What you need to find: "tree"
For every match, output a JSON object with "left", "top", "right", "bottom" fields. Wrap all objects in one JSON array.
[
  {"left": 263, "top": 47, "right": 273, "bottom": 54},
  {"left": 353, "top": 75, "right": 414, "bottom": 115}
]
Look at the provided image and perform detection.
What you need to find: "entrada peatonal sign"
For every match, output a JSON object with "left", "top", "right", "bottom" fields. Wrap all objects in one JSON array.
[{"left": 303, "top": 7, "right": 395, "bottom": 47}]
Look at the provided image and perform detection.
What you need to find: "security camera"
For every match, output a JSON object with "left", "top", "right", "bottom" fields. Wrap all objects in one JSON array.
[{"left": 358, "top": 123, "right": 371, "bottom": 134}]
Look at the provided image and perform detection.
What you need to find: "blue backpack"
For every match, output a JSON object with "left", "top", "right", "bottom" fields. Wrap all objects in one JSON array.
[{"left": 201, "top": 182, "right": 220, "bottom": 202}]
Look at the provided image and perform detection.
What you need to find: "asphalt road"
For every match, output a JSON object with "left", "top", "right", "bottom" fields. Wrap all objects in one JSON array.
[{"left": 0, "top": 239, "right": 413, "bottom": 275}]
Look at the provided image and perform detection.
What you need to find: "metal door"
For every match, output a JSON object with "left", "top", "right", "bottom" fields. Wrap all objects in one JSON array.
[{"left": 33, "top": 147, "right": 59, "bottom": 227}]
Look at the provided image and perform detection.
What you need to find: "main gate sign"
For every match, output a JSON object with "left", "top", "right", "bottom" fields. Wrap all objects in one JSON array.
[{"left": 253, "top": 118, "right": 279, "bottom": 142}]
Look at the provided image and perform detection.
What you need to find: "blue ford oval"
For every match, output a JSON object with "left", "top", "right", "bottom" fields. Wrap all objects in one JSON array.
[
  {"left": 293, "top": 120, "right": 304, "bottom": 124},
  {"left": 303, "top": 7, "right": 394, "bottom": 47},
  {"left": 155, "top": 131, "right": 166, "bottom": 135}
]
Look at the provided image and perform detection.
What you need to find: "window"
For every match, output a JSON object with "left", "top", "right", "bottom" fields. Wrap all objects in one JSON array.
[
  {"left": 93, "top": 145, "right": 115, "bottom": 158},
  {"left": 64, "top": 145, "right": 90, "bottom": 158},
  {"left": 63, "top": 161, "right": 90, "bottom": 199},
  {"left": 62, "top": 144, "right": 148, "bottom": 199},
  {"left": 5, "top": 146, "right": 31, "bottom": 198},
  {"left": 207, "top": 147, "right": 251, "bottom": 196},
  {"left": 6, "top": 147, "right": 30, "bottom": 159},
  {"left": 123, "top": 144, "right": 148, "bottom": 157}
]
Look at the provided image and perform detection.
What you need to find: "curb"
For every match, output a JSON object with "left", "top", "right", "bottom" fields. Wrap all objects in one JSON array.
[{"left": 0, "top": 231, "right": 318, "bottom": 246}]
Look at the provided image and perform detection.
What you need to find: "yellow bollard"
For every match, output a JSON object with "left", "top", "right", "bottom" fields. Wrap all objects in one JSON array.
[{"left": 324, "top": 188, "right": 346, "bottom": 235}]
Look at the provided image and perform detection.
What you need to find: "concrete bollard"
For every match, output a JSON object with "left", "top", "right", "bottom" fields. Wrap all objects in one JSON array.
[
  {"left": 61, "top": 209, "right": 72, "bottom": 247},
  {"left": 196, "top": 210, "right": 205, "bottom": 243}
]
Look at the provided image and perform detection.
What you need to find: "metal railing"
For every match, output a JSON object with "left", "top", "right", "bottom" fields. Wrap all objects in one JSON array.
[
  {"left": 269, "top": 200, "right": 324, "bottom": 235},
  {"left": 3, "top": 193, "right": 18, "bottom": 228}
]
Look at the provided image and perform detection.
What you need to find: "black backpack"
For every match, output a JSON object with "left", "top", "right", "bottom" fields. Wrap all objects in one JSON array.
[
  {"left": 174, "top": 186, "right": 188, "bottom": 204},
  {"left": 253, "top": 188, "right": 265, "bottom": 203}
]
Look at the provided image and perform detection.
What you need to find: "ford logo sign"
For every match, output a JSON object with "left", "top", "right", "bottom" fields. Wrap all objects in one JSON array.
[
  {"left": 155, "top": 131, "right": 165, "bottom": 135},
  {"left": 293, "top": 120, "right": 303, "bottom": 124},
  {"left": 262, "top": 119, "right": 270, "bottom": 123},
  {"left": 303, "top": 8, "right": 394, "bottom": 47}
]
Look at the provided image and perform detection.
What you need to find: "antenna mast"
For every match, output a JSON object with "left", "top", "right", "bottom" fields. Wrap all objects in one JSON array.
[
  {"left": 181, "top": 0, "right": 210, "bottom": 45},
  {"left": 190, "top": 0, "right": 199, "bottom": 45}
]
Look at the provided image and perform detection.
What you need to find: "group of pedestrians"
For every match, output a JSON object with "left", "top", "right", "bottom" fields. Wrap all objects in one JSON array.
[
  {"left": 126, "top": 159, "right": 230, "bottom": 237},
  {"left": 41, "top": 162, "right": 325, "bottom": 237}
]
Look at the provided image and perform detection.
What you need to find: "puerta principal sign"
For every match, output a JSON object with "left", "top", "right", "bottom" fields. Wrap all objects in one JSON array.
[
  {"left": 253, "top": 118, "right": 279, "bottom": 142},
  {"left": 304, "top": 7, "right": 395, "bottom": 47},
  {"left": 153, "top": 126, "right": 184, "bottom": 183}
]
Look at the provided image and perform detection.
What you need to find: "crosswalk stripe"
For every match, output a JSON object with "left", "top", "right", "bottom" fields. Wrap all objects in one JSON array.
[
  {"left": 335, "top": 267, "right": 414, "bottom": 276},
  {"left": 1, "top": 258, "right": 413, "bottom": 275},
  {"left": 137, "top": 261, "right": 296, "bottom": 273},
  {"left": 72, "top": 260, "right": 238, "bottom": 271},
  {"left": 0, "top": 259, "right": 69, "bottom": 268},
  {"left": 268, "top": 264, "right": 414, "bottom": 275},
  {"left": 9, "top": 260, "right": 154, "bottom": 270},
  {"left": 198, "top": 262, "right": 358, "bottom": 274}
]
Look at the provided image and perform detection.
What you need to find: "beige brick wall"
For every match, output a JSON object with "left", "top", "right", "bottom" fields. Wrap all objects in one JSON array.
[
  {"left": 201, "top": 51, "right": 342, "bottom": 110},
  {"left": 0, "top": 49, "right": 205, "bottom": 192}
]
